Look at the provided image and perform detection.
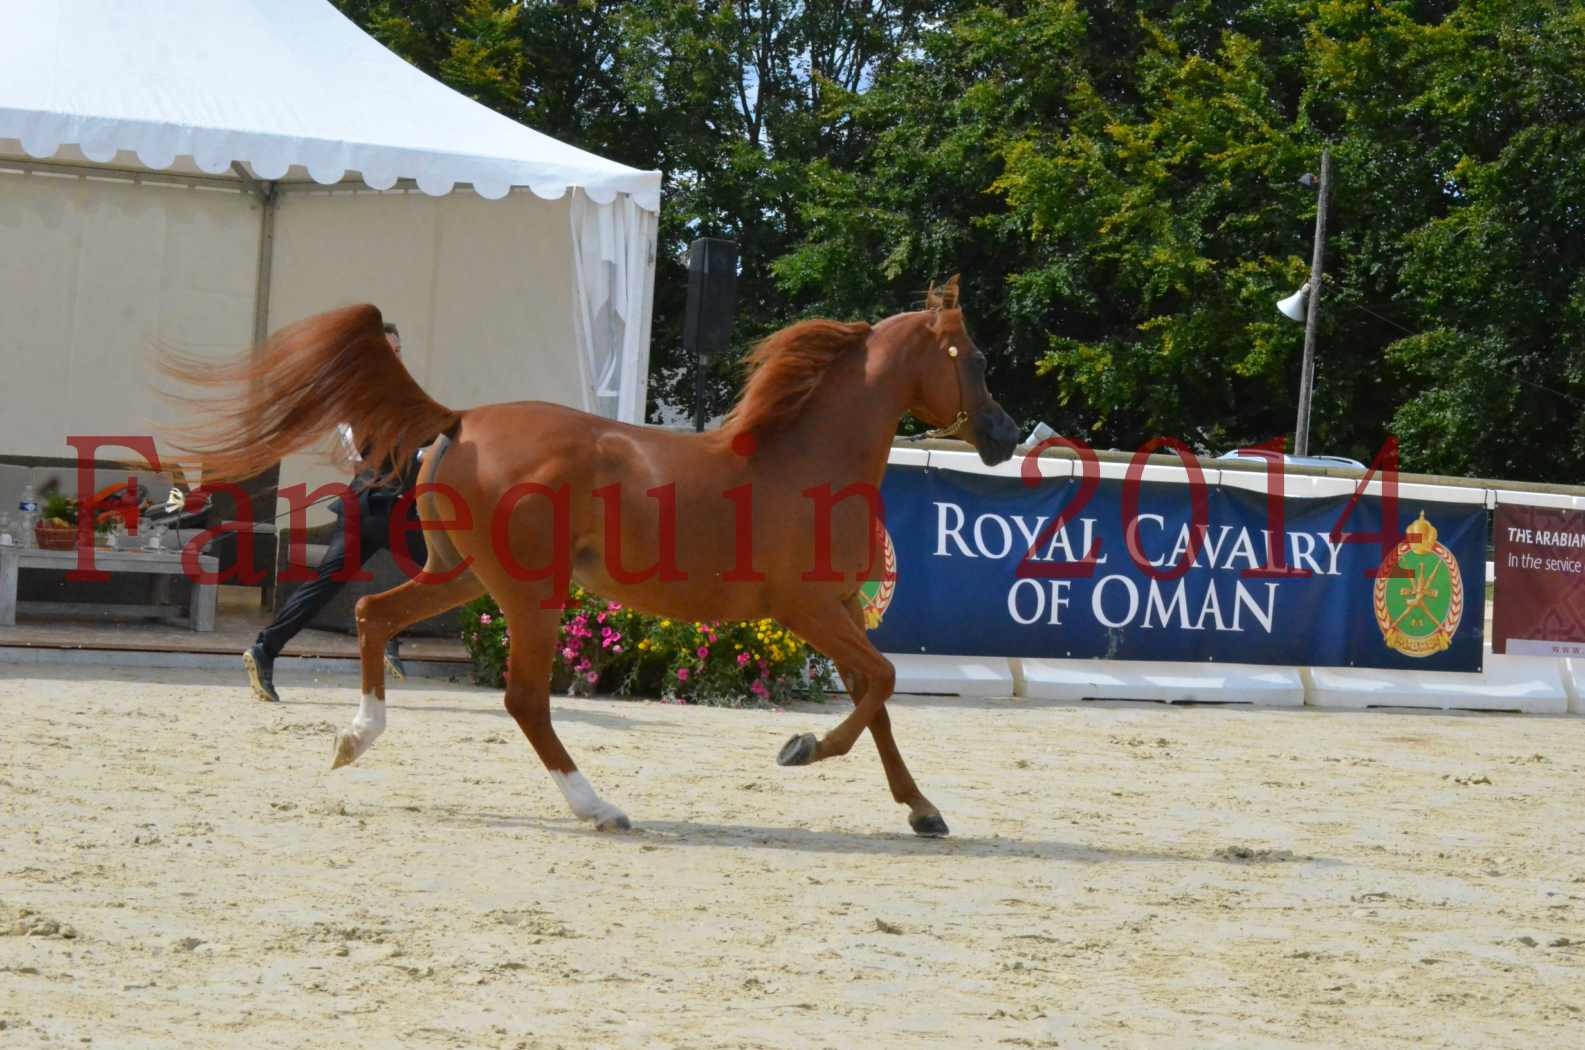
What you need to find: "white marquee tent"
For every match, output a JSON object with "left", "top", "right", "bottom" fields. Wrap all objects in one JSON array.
[{"left": 0, "top": 0, "right": 661, "bottom": 518}]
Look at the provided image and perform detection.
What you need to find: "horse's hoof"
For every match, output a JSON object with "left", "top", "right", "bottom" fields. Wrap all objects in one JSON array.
[
  {"left": 777, "top": 732, "right": 819, "bottom": 767},
  {"left": 910, "top": 812, "right": 950, "bottom": 837},
  {"left": 594, "top": 811, "right": 631, "bottom": 832},
  {"left": 331, "top": 732, "right": 358, "bottom": 770}
]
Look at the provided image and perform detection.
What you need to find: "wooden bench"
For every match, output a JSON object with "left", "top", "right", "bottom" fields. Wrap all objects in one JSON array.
[{"left": 0, "top": 547, "right": 218, "bottom": 631}]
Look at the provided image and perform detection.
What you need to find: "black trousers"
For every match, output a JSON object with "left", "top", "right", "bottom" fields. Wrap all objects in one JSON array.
[{"left": 256, "top": 488, "right": 428, "bottom": 660}]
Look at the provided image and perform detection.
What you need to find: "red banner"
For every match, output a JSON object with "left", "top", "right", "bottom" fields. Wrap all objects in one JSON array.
[{"left": 1492, "top": 503, "right": 1585, "bottom": 655}]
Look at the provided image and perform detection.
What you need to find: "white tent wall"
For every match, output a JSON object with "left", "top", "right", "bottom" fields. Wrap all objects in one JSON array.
[
  {"left": 0, "top": 166, "right": 256, "bottom": 459},
  {"left": 0, "top": 166, "right": 652, "bottom": 522},
  {"left": 1, "top": 0, "right": 663, "bottom": 513},
  {"left": 267, "top": 187, "right": 591, "bottom": 525}
]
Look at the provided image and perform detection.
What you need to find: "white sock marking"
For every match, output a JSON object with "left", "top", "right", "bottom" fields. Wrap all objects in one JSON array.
[
  {"left": 550, "top": 770, "right": 627, "bottom": 827},
  {"left": 345, "top": 691, "right": 386, "bottom": 758}
]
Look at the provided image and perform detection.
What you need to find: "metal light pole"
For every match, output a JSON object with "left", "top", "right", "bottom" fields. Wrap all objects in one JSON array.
[{"left": 1293, "top": 148, "right": 1331, "bottom": 458}]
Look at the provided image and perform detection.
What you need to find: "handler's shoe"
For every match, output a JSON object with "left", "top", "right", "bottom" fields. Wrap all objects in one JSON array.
[
  {"left": 243, "top": 643, "right": 280, "bottom": 703},
  {"left": 383, "top": 639, "right": 407, "bottom": 681}
]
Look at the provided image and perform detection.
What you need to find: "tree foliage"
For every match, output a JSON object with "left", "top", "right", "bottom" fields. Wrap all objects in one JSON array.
[{"left": 334, "top": 0, "right": 1585, "bottom": 482}]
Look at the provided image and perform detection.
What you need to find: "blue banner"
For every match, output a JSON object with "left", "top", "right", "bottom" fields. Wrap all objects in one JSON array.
[{"left": 864, "top": 466, "right": 1485, "bottom": 672}]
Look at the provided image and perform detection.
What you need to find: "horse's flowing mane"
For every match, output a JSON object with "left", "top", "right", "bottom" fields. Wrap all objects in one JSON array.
[{"left": 719, "top": 318, "right": 871, "bottom": 440}]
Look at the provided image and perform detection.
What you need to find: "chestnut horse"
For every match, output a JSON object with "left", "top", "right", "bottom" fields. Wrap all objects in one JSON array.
[{"left": 166, "top": 276, "right": 1019, "bottom": 836}]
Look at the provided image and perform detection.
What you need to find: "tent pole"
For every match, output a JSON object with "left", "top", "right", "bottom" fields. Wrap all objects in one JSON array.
[
  {"left": 251, "top": 186, "right": 277, "bottom": 344},
  {"left": 232, "top": 163, "right": 278, "bottom": 344},
  {"left": 232, "top": 164, "right": 282, "bottom": 607}
]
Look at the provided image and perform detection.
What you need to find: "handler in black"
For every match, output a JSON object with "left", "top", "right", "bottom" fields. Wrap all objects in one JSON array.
[{"left": 243, "top": 322, "right": 427, "bottom": 703}]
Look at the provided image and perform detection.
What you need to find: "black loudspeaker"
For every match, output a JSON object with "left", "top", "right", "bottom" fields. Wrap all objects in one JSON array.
[{"left": 683, "top": 238, "right": 738, "bottom": 359}]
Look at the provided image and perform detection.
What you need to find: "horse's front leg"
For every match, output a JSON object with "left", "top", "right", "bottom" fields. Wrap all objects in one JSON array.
[
  {"left": 774, "top": 600, "right": 948, "bottom": 836},
  {"left": 833, "top": 597, "right": 948, "bottom": 836}
]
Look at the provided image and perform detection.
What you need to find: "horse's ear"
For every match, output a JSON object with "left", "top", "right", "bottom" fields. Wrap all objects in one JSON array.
[
  {"left": 925, "top": 280, "right": 942, "bottom": 311},
  {"left": 941, "top": 274, "right": 961, "bottom": 310}
]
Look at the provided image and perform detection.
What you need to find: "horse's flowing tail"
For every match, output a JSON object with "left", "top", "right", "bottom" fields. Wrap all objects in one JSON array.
[{"left": 159, "top": 304, "right": 460, "bottom": 486}]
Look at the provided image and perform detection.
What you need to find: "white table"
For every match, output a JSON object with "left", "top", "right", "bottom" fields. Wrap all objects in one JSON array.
[{"left": 0, "top": 546, "right": 218, "bottom": 631}]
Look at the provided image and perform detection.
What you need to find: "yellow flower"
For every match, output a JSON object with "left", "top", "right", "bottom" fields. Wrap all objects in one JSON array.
[{"left": 659, "top": 620, "right": 670, "bottom": 628}]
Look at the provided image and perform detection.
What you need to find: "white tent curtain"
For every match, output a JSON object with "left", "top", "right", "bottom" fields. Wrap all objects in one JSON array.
[{"left": 570, "top": 190, "right": 657, "bottom": 423}]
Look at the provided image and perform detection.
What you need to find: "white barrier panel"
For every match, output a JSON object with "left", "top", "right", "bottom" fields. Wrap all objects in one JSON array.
[
  {"left": 1563, "top": 659, "right": 1585, "bottom": 715},
  {"left": 1018, "top": 658, "right": 1304, "bottom": 706},
  {"left": 847, "top": 654, "right": 1016, "bottom": 697},
  {"left": 1305, "top": 651, "right": 1568, "bottom": 714}
]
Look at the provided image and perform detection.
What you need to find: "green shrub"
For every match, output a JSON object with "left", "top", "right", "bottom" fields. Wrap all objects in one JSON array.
[{"left": 458, "top": 584, "right": 835, "bottom": 707}]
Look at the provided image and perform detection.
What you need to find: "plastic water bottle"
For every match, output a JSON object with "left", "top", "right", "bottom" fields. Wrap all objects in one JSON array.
[{"left": 17, "top": 483, "right": 38, "bottom": 548}]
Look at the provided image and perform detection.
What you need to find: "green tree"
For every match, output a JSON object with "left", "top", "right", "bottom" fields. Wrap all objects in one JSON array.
[
  {"left": 607, "top": 1, "right": 969, "bottom": 423},
  {"left": 333, "top": 1, "right": 1585, "bottom": 481},
  {"left": 1330, "top": 1, "right": 1585, "bottom": 479}
]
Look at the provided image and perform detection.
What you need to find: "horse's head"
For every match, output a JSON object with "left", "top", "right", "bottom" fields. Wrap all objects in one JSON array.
[{"left": 912, "top": 275, "right": 1020, "bottom": 465}]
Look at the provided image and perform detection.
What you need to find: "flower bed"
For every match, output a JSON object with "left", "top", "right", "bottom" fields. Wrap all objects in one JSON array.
[{"left": 458, "top": 585, "right": 836, "bottom": 707}]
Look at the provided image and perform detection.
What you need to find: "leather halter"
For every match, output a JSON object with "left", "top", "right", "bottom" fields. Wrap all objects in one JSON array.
[{"left": 907, "top": 344, "right": 970, "bottom": 441}]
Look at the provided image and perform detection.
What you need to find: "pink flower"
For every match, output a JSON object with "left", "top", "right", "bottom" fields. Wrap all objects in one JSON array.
[
  {"left": 751, "top": 680, "right": 769, "bottom": 698},
  {"left": 479, "top": 613, "right": 492, "bottom": 625},
  {"left": 561, "top": 647, "right": 576, "bottom": 661},
  {"left": 707, "top": 632, "right": 717, "bottom": 643},
  {"left": 697, "top": 646, "right": 709, "bottom": 660},
  {"left": 737, "top": 652, "right": 751, "bottom": 667},
  {"left": 613, "top": 644, "right": 623, "bottom": 654},
  {"left": 608, "top": 601, "right": 622, "bottom": 612},
  {"left": 597, "top": 612, "right": 606, "bottom": 624},
  {"left": 676, "top": 668, "right": 690, "bottom": 682},
  {"left": 585, "top": 672, "right": 598, "bottom": 684}
]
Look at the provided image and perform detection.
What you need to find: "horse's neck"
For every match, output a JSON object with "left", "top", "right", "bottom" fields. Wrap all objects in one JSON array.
[{"left": 764, "top": 337, "right": 912, "bottom": 486}]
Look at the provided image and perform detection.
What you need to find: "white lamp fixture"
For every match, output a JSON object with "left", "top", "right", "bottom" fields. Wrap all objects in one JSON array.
[{"left": 1277, "top": 282, "right": 1310, "bottom": 322}]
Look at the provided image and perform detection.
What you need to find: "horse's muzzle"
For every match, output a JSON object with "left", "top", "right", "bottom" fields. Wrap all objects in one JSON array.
[{"left": 974, "top": 403, "right": 1020, "bottom": 466}]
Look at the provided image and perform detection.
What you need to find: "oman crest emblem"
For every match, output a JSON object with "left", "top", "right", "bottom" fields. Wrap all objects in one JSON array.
[
  {"left": 856, "top": 523, "right": 898, "bottom": 630},
  {"left": 1374, "top": 510, "right": 1463, "bottom": 657}
]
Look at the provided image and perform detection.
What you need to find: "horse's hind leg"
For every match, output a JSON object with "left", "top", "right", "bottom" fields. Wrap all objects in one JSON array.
[
  {"left": 331, "top": 572, "right": 484, "bottom": 769},
  {"left": 496, "top": 593, "right": 629, "bottom": 831}
]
